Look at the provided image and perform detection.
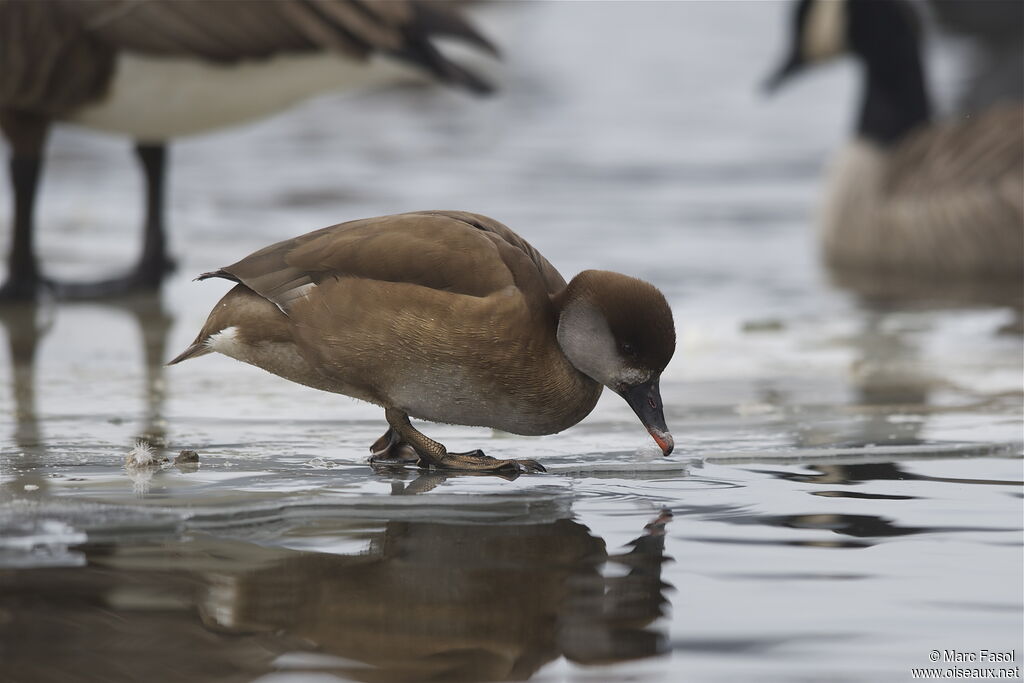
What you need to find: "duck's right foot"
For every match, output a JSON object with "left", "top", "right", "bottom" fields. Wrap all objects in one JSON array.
[{"left": 437, "top": 450, "right": 547, "bottom": 474}]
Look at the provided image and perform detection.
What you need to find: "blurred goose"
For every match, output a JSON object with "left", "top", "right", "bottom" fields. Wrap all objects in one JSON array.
[
  {"left": 0, "top": 0, "right": 496, "bottom": 300},
  {"left": 767, "top": 0, "right": 1023, "bottom": 280},
  {"left": 170, "top": 211, "right": 677, "bottom": 473}
]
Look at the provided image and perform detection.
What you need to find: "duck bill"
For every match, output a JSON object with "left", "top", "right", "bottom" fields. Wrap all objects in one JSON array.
[{"left": 620, "top": 379, "right": 674, "bottom": 456}]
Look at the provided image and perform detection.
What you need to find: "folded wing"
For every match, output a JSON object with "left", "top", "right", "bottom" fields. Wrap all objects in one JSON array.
[{"left": 201, "top": 211, "right": 566, "bottom": 315}]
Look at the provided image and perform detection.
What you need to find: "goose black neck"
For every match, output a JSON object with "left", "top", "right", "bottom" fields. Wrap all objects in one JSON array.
[{"left": 852, "top": 7, "right": 931, "bottom": 146}]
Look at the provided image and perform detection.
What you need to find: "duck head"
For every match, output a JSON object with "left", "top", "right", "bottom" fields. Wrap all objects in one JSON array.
[
  {"left": 556, "top": 270, "right": 676, "bottom": 456},
  {"left": 764, "top": 0, "right": 921, "bottom": 92}
]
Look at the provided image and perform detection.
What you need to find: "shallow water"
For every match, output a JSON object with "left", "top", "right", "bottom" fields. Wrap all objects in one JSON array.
[{"left": 1, "top": 2, "right": 1022, "bottom": 682}]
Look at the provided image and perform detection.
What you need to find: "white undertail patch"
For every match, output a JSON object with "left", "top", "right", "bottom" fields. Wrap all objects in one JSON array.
[{"left": 206, "top": 326, "right": 245, "bottom": 360}]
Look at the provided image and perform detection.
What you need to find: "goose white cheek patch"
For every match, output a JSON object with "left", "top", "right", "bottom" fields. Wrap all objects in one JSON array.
[{"left": 803, "top": 0, "right": 846, "bottom": 62}]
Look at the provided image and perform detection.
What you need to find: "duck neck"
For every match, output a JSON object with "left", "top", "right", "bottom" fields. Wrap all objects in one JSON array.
[{"left": 855, "top": 23, "right": 931, "bottom": 146}]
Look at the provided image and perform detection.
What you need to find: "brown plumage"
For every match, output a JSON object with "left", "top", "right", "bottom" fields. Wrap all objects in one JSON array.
[
  {"left": 171, "top": 211, "right": 677, "bottom": 474},
  {"left": 0, "top": 0, "right": 497, "bottom": 300}
]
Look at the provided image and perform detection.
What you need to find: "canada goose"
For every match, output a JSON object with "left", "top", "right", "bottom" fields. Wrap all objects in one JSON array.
[
  {"left": 766, "top": 0, "right": 1023, "bottom": 280},
  {"left": 170, "top": 211, "right": 677, "bottom": 474},
  {"left": 0, "top": 0, "right": 496, "bottom": 300}
]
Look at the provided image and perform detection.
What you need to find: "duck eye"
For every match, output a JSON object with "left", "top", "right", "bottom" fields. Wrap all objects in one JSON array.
[{"left": 621, "top": 342, "right": 635, "bottom": 356}]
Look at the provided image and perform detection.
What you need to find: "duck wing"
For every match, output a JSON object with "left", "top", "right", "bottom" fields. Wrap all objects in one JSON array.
[{"left": 200, "top": 211, "right": 567, "bottom": 315}]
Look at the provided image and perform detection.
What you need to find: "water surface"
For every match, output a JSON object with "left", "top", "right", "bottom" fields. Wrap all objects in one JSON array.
[{"left": 1, "top": 3, "right": 1021, "bottom": 682}]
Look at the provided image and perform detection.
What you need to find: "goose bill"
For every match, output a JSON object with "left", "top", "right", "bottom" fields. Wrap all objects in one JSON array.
[{"left": 764, "top": 53, "right": 803, "bottom": 93}]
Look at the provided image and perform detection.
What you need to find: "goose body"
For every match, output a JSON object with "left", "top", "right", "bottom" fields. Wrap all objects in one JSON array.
[
  {"left": 70, "top": 50, "right": 413, "bottom": 140},
  {"left": 171, "top": 211, "right": 677, "bottom": 473},
  {"left": 0, "top": 0, "right": 495, "bottom": 299},
  {"left": 769, "top": 0, "right": 1024, "bottom": 280},
  {"left": 823, "top": 105, "right": 1023, "bottom": 276}
]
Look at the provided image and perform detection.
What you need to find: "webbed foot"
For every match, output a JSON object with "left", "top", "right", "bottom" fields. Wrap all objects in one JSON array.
[
  {"left": 51, "top": 261, "right": 173, "bottom": 300},
  {"left": 439, "top": 450, "right": 547, "bottom": 474},
  {"left": 369, "top": 427, "right": 418, "bottom": 464},
  {"left": 379, "top": 409, "right": 547, "bottom": 476},
  {"left": 0, "top": 274, "right": 50, "bottom": 302}
]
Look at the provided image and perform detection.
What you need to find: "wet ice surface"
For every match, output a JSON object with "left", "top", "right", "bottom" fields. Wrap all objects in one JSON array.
[{"left": 1, "top": 2, "right": 1022, "bottom": 682}]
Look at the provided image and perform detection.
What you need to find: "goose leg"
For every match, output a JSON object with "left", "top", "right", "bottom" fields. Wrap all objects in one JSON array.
[
  {"left": 135, "top": 142, "right": 175, "bottom": 284},
  {"left": 383, "top": 407, "right": 546, "bottom": 474},
  {"left": 55, "top": 142, "right": 173, "bottom": 298},
  {"left": 0, "top": 111, "right": 49, "bottom": 301}
]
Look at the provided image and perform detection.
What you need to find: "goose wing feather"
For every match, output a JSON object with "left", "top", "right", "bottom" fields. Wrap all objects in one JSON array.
[{"left": 0, "top": 0, "right": 494, "bottom": 113}]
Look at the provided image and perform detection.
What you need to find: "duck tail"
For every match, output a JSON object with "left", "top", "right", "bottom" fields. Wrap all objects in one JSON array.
[{"left": 167, "top": 338, "right": 212, "bottom": 366}]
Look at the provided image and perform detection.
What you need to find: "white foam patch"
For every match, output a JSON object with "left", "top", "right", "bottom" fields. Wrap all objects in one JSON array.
[{"left": 125, "top": 440, "right": 157, "bottom": 467}]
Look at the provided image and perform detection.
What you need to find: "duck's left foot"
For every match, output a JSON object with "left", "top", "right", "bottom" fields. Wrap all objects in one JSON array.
[
  {"left": 439, "top": 450, "right": 547, "bottom": 474},
  {"left": 369, "top": 427, "right": 419, "bottom": 464}
]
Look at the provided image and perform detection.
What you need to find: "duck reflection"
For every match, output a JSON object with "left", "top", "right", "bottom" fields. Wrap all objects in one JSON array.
[{"left": 0, "top": 510, "right": 673, "bottom": 682}]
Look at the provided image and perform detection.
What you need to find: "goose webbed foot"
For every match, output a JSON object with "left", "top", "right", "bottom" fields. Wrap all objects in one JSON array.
[
  {"left": 0, "top": 274, "right": 49, "bottom": 302},
  {"left": 50, "top": 257, "right": 175, "bottom": 300}
]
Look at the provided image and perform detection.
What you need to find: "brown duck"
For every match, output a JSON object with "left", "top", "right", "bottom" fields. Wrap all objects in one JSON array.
[{"left": 170, "top": 211, "right": 677, "bottom": 474}]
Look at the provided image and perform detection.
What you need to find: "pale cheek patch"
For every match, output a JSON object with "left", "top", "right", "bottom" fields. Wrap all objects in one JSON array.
[
  {"left": 803, "top": 0, "right": 846, "bottom": 62},
  {"left": 619, "top": 367, "right": 652, "bottom": 386}
]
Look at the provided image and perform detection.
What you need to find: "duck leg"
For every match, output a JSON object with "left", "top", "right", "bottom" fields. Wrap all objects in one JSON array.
[
  {"left": 0, "top": 111, "right": 49, "bottom": 301},
  {"left": 383, "top": 407, "right": 546, "bottom": 474},
  {"left": 55, "top": 142, "right": 174, "bottom": 298},
  {"left": 369, "top": 427, "right": 419, "bottom": 464}
]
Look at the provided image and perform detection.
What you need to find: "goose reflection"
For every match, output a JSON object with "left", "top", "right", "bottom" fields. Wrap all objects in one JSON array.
[
  {"left": 0, "top": 294, "right": 172, "bottom": 494},
  {"left": 830, "top": 269, "right": 1024, "bottom": 322},
  {"left": 0, "top": 510, "right": 673, "bottom": 682},
  {"left": 0, "top": 300, "right": 46, "bottom": 453}
]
